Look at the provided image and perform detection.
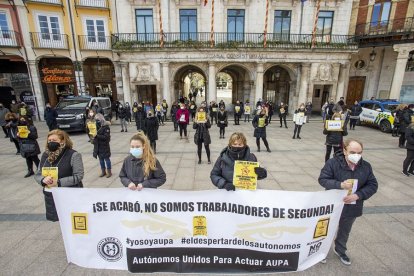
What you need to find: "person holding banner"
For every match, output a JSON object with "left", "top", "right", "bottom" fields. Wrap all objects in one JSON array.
[
  {"left": 17, "top": 116, "right": 40, "bottom": 177},
  {"left": 35, "top": 130, "right": 84, "bottom": 221},
  {"left": 252, "top": 109, "right": 271, "bottom": 152},
  {"left": 176, "top": 103, "right": 190, "bottom": 139},
  {"left": 217, "top": 106, "right": 228, "bottom": 139},
  {"left": 92, "top": 114, "right": 112, "bottom": 178},
  {"left": 318, "top": 139, "right": 378, "bottom": 266},
  {"left": 292, "top": 104, "right": 307, "bottom": 139},
  {"left": 211, "top": 132, "right": 267, "bottom": 191},
  {"left": 278, "top": 102, "right": 288, "bottom": 128},
  {"left": 119, "top": 132, "right": 166, "bottom": 190},
  {"left": 193, "top": 108, "right": 212, "bottom": 164},
  {"left": 144, "top": 110, "right": 159, "bottom": 153},
  {"left": 324, "top": 113, "right": 348, "bottom": 162}
]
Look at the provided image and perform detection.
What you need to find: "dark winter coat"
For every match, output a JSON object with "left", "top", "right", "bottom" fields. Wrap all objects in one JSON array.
[
  {"left": 6, "top": 119, "right": 18, "bottom": 142},
  {"left": 93, "top": 124, "right": 111, "bottom": 159},
  {"left": 44, "top": 107, "right": 58, "bottom": 124},
  {"left": 135, "top": 109, "right": 146, "bottom": 131},
  {"left": 144, "top": 116, "right": 159, "bottom": 141},
  {"left": 325, "top": 103, "right": 335, "bottom": 118},
  {"left": 318, "top": 151, "right": 378, "bottom": 218},
  {"left": 399, "top": 109, "right": 413, "bottom": 133},
  {"left": 350, "top": 104, "right": 362, "bottom": 117},
  {"left": 118, "top": 107, "right": 127, "bottom": 119},
  {"left": 18, "top": 124, "right": 40, "bottom": 158},
  {"left": 210, "top": 103, "right": 219, "bottom": 115},
  {"left": 278, "top": 105, "right": 288, "bottom": 117},
  {"left": 171, "top": 105, "right": 179, "bottom": 122},
  {"left": 406, "top": 124, "right": 414, "bottom": 150},
  {"left": 252, "top": 114, "right": 268, "bottom": 138},
  {"left": 234, "top": 104, "right": 243, "bottom": 116},
  {"left": 210, "top": 146, "right": 266, "bottom": 188},
  {"left": 193, "top": 120, "right": 211, "bottom": 145},
  {"left": 119, "top": 156, "right": 166, "bottom": 187},
  {"left": 324, "top": 124, "right": 348, "bottom": 147},
  {"left": 217, "top": 111, "right": 228, "bottom": 128}
]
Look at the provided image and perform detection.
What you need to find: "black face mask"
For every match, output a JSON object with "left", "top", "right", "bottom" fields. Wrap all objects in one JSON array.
[
  {"left": 19, "top": 121, "right": 28, "bottom": 126},
  {"left": 96, "top": 122, "right": 102, "bottom": 129},
  {"left": 47, "top": 141, "right": 60, "bottom": 152},
  {"left": 228, "top": 146, "right": 247, "bottom": 160}
]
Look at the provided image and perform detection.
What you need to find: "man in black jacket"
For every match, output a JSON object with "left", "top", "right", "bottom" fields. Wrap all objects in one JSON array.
[
  {"left": 44, "top": 103, "right": 58, "bottom": 131},
  {"left": 318, "top": 139, "right": 378, "bottom": 266}
]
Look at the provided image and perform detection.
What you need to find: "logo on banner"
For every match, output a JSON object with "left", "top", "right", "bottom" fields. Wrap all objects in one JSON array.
[
  {"left": 307, "top": 241, "right": 322, "bottom": 257},
  {"left": 71, "top": 213, "right": 88, "bottom": 234},
  {"left": 193, "top": 216, "right": 207, "bottom": 236},
  {"left": 97, "top": 237, "right": 123, "bottom": 262},
  {"left": 313, "top": 217, "right": 330, "bottom": 239}
]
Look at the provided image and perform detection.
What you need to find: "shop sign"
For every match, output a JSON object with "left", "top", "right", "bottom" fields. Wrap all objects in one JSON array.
[{"left": 41, "top": 67, "right": 74, "bottom": 83}]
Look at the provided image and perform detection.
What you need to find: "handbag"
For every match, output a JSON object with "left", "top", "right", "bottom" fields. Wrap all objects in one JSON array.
[{"left": 20, "top": 142, "right": 36, "bottom": 153}]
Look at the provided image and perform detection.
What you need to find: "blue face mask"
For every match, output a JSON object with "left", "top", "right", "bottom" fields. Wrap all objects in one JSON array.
[{"left": 130, "top": 148, "right": 143, "bottom": 158}]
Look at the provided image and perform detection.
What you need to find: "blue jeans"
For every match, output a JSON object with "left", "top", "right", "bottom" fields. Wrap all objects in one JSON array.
[{"left": 99, "top": 157, "right": 111, "bottom": 169}]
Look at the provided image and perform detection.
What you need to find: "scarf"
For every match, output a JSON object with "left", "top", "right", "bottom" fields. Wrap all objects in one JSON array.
[{"left": 45, "top": 144, "right": 66, "bottom": 164}]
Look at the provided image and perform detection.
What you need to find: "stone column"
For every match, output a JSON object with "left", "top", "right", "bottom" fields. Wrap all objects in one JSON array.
[
  {"left": 390, "top": 45, "right": 412, "bottom": 100},
  {"left": 208, "top": 62, "right": 216, "bottom": 102},
  {"left": 255, "top": 63, "right": 264, "bottom": 104},
  {"left": 73, "top": 61, "right": 85, "bottom": 95},
  {"left": 161, "top": 62, "right": 171, "bottom": 105},
  {"left": 337, "top": 62, "right": 350, "bottom": 102},
  {"left": 121, "top": 62, "right": 131, "bottom": 104},
  {"left": 28, "top": 60, "right": 45, "bottom": 120},
  {"left": 113, "top": 61, "right": 124, "bottom": 101},
  {"left": 298, "top": 63, "right": 310, "bottom": 106}
]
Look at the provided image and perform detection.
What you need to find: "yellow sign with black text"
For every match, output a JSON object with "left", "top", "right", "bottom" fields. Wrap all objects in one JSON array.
[
  {"left": 192, "top": 216, "right": 207, "bottom": 236},
  {"left": 71, "top": 213, "right": 88, "bottom": 234},
  {"left": 313, "top": 217, "right": 330, "bottom": 239},
  {"left": 233, "top": 161, "right": 259, "bottom": 190}
]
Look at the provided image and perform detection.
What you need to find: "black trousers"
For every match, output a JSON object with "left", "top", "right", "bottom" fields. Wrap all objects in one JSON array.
[
  {"left": 173, "top": 121, "right": 178, "bottom": 131},
  {"left": 150, "top": 140, "right": 157, "bottom": 153},
  {"left": 335, "top": 216, "right": 356, "bottom": 255},
  {"left": 219, "top": 127, "right": 225, "bottom": 137},
  {"left": 403, "top": 149, "right": 414, "bottom": 173},
  {"left": 399, "top": 132, "right": 406, "bottom": 146},
  {"left": 197, "top": 141, "right": 210, "bottom": 161},
  {"left": 293, "top": 124, "right": 302, "bottom": 137},
  {"left": 256, "top": 137, "right": 269, "bottom": 150},
  {"left": 349, "top": 119, "right": 358, "bottom": 129},
  {"left": 210, "top": 113, "right": 217, "bottom": 124},
  {"left": 12, "top": 138, "right": 20, "bottom": 152},
  {"left": 191, "top": 112, "right": 196, "bottom": 120},
  {"left": 244, "top": 114, "right": 250, "bottom": 122},
  {"left": 279, "top": 116, "right": 287, "bottom": 127},
  {"left": 325, "top": 145, "right": 341, "bottom": 162},
  {"left": 268, "top": 114, "right": 273, "bottom": 123},
  {"left": 2, "top": 126, "right": 8, "bottom": 137},
  {"left": 179, "top": 124, "right": 188, "bottom": 137},
  {"left": 26, "top": 155, "right": 40, "bottom": 171}
]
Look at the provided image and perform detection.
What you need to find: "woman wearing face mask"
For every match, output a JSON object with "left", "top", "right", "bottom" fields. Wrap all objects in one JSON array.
[
  {"left": 293, "top": 103, "right": 307, "bottom": 139},
  {"left": 210, "top": 132, "right": 267, "bottom": 191},
  {"left": 324, "top": 113, "right": 348, "bottom": 162},
  {"left": 170, "top": 102, "right": 179, "bottom": 132},
  {"left": 34, "top": 130, "right": 84, "bottom": 221},
  {"left": 4, "top": 112, "right": 20, "bottom": 154},
  {"left": 144, "top": 110, "right": 159, "bottom": 153},
  {"left": 252, "top": 109, "right": 271, "bottom": 152},
  {"left": 217, "top": 106, "right": 228, "bottom": 139},
  {"left": 120, "top": 132, "right": 166, "bottom": 190},
  {"left": 17, "top": 116, "right": 40, "bottom": 177},
  {"left": 402, "top": 122, "right": 414, "bottom": 176},
  {"left": 349, "top": 101, "right": 362, "bottom": 130},
  {"left": 176, "top": 104, "right": 190, "bottom": 139},
  {"left": 135, "top": 105, "right": 146, "bottom": 132},
  {"left": 318, "top": 139, "right": 378, "bottom": 265},
  {"left": 86, "top": 109, "right": 96, "bottom": 142},
  {"left": 193, "top": 108, "right": 212, "bottom": 164},
  {"left": 92, "top": 113, "right": 112, "bottom": 178},
  {"left": 118, "top": 104, "right": 128, "bottom": 132}
]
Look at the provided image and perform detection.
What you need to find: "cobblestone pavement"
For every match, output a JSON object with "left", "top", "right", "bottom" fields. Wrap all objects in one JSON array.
[{"left": 0, "top": 117, "right": 413, "bottom": 276}]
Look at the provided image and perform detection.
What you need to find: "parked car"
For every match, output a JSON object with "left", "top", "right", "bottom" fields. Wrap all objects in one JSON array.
[
  {"left": 358, "top": 99, "right": 400, "bottom": 132},
  {"left": 56, "top": 96, "right": 112, "bottom": 132}
]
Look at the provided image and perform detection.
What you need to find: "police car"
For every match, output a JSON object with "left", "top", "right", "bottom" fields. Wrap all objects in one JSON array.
[{"left": 358, "top": 99, "right": 400, "bottom": 132}]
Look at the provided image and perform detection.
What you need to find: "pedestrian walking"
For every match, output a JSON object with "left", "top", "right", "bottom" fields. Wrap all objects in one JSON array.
[
  {"left": 210, "top": 132, "right": 267, "bottom": 191},
  {"left": 119, "top": 104, "right": 128, "bottom": 132},
  {"left": 305, "top": 102, "right": 312, "bottom": 123},
  {"left": 92, "top": 114, "right": 112, "bottom": 178},
  {"left": 4, "top": 112, "right": 20, "bottom": 154},
  {"left": 318, "top": 139, "right": 378, "bottom": 265},
  {"left": 0, "top": 103, "right": 10, "bottom": 138},
  {"left": 135, "top": 105, "right": 146, "bottom": 132},
  {"left": 170, "top": 102, "right": 179, "bottom": 132},
  {"left": 17, "top": 116, "right": 40, "bottom": 177},
  {"left": 324, "top": 113, "right": 348, "bottom": 162},
  {"left": 234, "top": 100, "right": 243, "bottom": 125},
  {"left": 349, "top": 101, "right": 362, "bottom": 130},
  {"left": 176, "top": 103, "right": 190, "bottom": 139},
  {"left": 217, "top": 106, "right": 228, "bottom": 139},
  {"left": 402, "top": 122, "right": 414, "bottom": 176},
  {"left": 252, "top": 109, "right": 271, "bottom": 152},
  {"left": 193, "top": 108, "right": 212, "bottom": 164},
  {"left": 112, "top": 100, "right": 120, "bottom": 120},
  {"left": 120, "top": 132, "right": 166, "bottom": 190},
  {"left": 293, "top": 104, "right": 307, "bottom": 139},
  {"left": 44, "top": 103, "right": 58, "bottom": 131},
  {"left": 34, "top": 129, "right": 84, "bottom": 221},
  {"left": 210, "top": 101, "right": 218, "bottom": 124},
  {"left": 325, "top": 99, "right": 335, "bottom": 120},
  {"left": 392, "top": 104, "right": 404, "bottom": 137},
  {"left": 144, "top": 110, "right": 159, "bottom": 153},
  {"left": 321, "top": 101, "right": 328, "bottom": 121},
  {"left": 398, "top": 104, "right": 413, "bottom": 148},
  {"left": 279, "top": 102, "right": 288, "bottom": 128},
  {"left": 125, "top": 102, "right": 132, "bottom": 123}
]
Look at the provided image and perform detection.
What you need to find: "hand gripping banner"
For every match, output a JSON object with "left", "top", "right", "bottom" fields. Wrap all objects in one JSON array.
[{"left": 51, "top": 188, "right": 346, "bottom": 273}]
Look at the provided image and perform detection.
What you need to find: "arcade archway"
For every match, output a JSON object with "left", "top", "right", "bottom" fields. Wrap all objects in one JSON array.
[
  {"left": 263, "top": 66, "right": 291, "bottom": 106},
  {"left": 173, "top": 65, "right": 206, "bottom": 104},
  {"left": 217, "top": 65, "right": 252, "bottom": 106}
]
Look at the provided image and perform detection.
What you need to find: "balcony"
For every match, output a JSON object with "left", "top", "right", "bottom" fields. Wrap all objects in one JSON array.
[
  {"left": 30, "top": 32, "right": 69, "bottom": 49},
  {"left": 111, "top": 32, "right": 357, "bottom": 51},
  {"left": 79, "top": 35, "right": 111, "bottom": 50},
  {"left": 75, "top": 0, "right": 109, "bottom": 9},
  {"left": 355, "top": 17, "right": 414, "bottom": 47},
  {"left": 23, "top": 0, "right": 63, "bottom": 5},
  {"left": 0, "top": 31, "right": 21, "bottom": 48}
]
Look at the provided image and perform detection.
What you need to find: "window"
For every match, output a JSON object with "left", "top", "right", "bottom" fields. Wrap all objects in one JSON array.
[
  {"left": 0, "top": 12, "right": 10, "bottom": 38},
  {"left": 227, "top": 9, "right": 244, "bottom": 41},
  {"left": 316, "top": 11, "right": 334, "bottom": 37},
  {"left": 180, "top": 9, "right": 197, "bottom": 41},
  {"left": 371, "top": 1, "right": 391, "bottom": 27},
  {"left": 38, "top": 15, "right": 61, "bottom": 41},
  {"left": 86, "top": 19, "right": 106, "bottom": 43},
  {"left": 273, "top": 10, "right": 291, "bottom": 40},
  {"left": 136, "top": 9, "right": 153, "bottom": 41},
  {"left": 361, "top": 103, "right": 374, "bottom": 109}
]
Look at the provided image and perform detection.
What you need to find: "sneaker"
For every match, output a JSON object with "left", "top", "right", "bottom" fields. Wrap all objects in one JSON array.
[
  {"left": 402, "top": 171, "right": 410, "bottom": 177},
  {"left": 408, "top": 171, "right": 414, "bottom": 176},
  {"left": 320, "top": 258, "right": 327, "bottom": 264},
  {"left": 292, "top": 136, "right": 296, "bottom": 139},
  {"left": 297, "top": 136, "right": 302, "bottom": 139},
  {"left": 333, "top": 249, "right": 351, "bottom": 266},
  {"left": 121, "top": 129, "right": 124, "bottom": 132},
  {"left": 267, "top": 149, "right": 271, "bottom": 153}
]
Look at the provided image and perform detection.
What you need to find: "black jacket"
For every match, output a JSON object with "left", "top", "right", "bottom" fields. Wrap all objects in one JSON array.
[
  {"left": 399, "top": 109, "right": 413, "bottom": 133},
  {"left": 350, "top": 105, "right": 362, "bottom": 117},
  {"left": 171, "top": 105, "right": 179, "bottom": 122},
  {"left": 93, "top": 125, "right": 111, "bottom": 159},
  {"left": 193, "top": 120, "right": 211, "bottom": 144},
  {"left": 44, "top": 107, "right": 58, "bottom": 123},
  {"left": 406, "top": 124, "right": 414, "bottom": 150},
  {"left": 18, "top": 124, "right": 41, "bottom": 157},
  {"left": 210, "top": 146, "right": 266, "bottom": 188},
  {"left": 324, "top": 125, "right": 348, "bottom": 147},
  {"left": 278, "top": 105, "right": 288, "bottom": 117},
  {"left": 135, "top": 109, "right": 146, "bottom": 131},
  {"left": 118, "top": 107, "right": 127, "bottom": 119},
  {"left": 318, "top": 151, "right": 378, "bottom": 217},
  {"left": 253, "top": 114, "right": 268, "bottom": 138},
  {"left": 119, "top": 156, "right": 166, "bottom": 187},
  {"left": 144, "top": 116, "right": 159, "bottom": 141},
  {"left": 217, "top": 111, "right": 228, "bottom": 127}
]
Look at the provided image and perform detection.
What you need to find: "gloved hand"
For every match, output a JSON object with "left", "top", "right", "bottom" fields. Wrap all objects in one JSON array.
[
  {"left": 224, "top": 182, "right": 236, "bottom": 191},
  {"left": 254, "top": 167, "right": 267, "bottom": 179}
]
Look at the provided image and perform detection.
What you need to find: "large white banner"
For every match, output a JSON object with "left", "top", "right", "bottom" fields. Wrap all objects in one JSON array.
[{"left": 51, "top": 188, "right": 346, "bottom": 273}]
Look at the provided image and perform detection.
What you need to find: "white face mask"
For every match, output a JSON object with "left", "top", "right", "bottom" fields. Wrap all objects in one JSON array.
[{"left": 348, "top": 153, "right": 362, "bottom": 164}]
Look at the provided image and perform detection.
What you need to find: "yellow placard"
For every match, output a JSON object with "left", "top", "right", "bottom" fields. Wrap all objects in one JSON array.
[
  {"left": 313, "top": 217, "right": 330, "bottom": 239},
  {"left": 244, "top": 106, "right": 251, "bottom": 114},
  {"left": 190, "top": 105, "right": 195, "bottom": 109},
  {"left": 17, "top": 126, "right": 30, "bottom": 138},
  {"left": 233, "top": 161, "right": 259, "bottom": 190},
  {"left": 280, "top": 107, "right": 285, "bottom": 114},
  {"left": 20, "top": 107, "right": 27, "bottom": 116},
  {"left": 325, "top": 120, "right": 343, "bottom": 131},
  {"left": 196, "top": 112, "right": 206, "bottom": 122},
  {"left": 192, "top": 216, "right": 207, "bottom": 236},
  {"left": 71, "top": 212, "right": 88, "bottom": 234},
  {"left": 42, "top": 167, "right": 58, "bottom": 181},
  {"left": 212, "top": 107, "right": 217, "bottom": 112},
  {"left": 235, "top": 106, "right": 240, "bottom": 113},
  {"left": 258, "top": 117, "right": 266, "bottom": 127},
  {"left": 133, "top": 107, "right": 138, "bottom": 112},
  {"left": 156, "top": 106, "right": 162, "bottom": 111},
  {"left": 411, "top": 115, "right": 414, "bottom": 124},
  {"left": 87, "top": 122, "right": 97, "bottom": 137}
]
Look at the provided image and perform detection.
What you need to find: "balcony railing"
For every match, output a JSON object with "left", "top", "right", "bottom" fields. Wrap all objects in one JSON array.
[
  {"left": 23, "top": 0, "right": 63, "bottom": 5},
  {"left": 0, "top": 31, "right": 21, "bottom": 47},
  {"left": 111, "top": 32, "right": 357, "bottom": 50},
  {"left": 79, "top": 35, "right": 111, "bottom": 50},
  {"left": 355, "top": 17, "right": 414, "bottom": 37},
  {"left": 75, "top": 0, "right": 109, "bottom": 9},
  {"left": 30, "top": 32, "right": 69, "bottom": 49}
]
